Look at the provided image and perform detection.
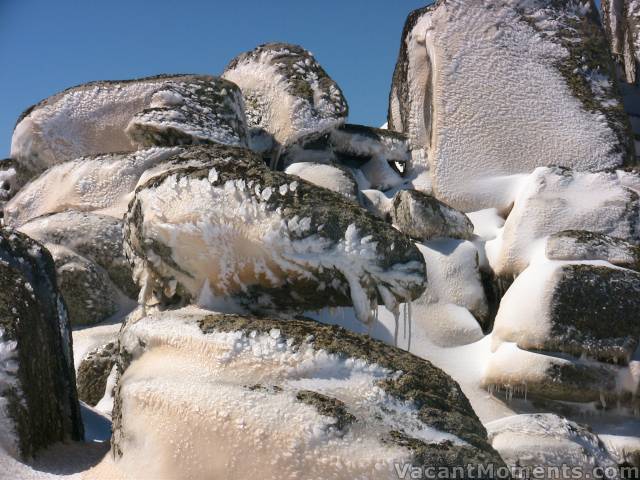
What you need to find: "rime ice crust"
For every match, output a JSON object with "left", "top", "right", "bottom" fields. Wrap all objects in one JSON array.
[
  {"left": 388, "top": 0, "right": 633, "bottom": 211},
  {"left": 486, "top": 414, "right": 621, "bottom": 476},
  {"left": 124, "top": 145, "right": 427, "bottom": 324},
  {"left": 107, "top": 309, "right": 504, "bottom": 478},
  {"left": 11, "top": 75, "right": 249, "bottom": 174},
  {"left": 284, "top": 162, "right": 360, "bottom": 202},
  {"left": 489, "top": 167, "right": 640, "bottom": 277},
  {"left": 0, "top": 229, "right": 83, "bottom": 459},
  {"left": 223, "top": 43, "right": 348, "bottom": 155},
  {"left": 3, "top": 147, "right": 181, "bottom": 226}
]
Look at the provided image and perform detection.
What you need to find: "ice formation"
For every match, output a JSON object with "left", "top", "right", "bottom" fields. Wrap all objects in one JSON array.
[
  {"left": 124, "top": 145, "right": 426, "bottom": 324},
  {"left": 284, "top": 162, "right": 359, "bottom": 202},
  {"left": 487, "top": 167, "right": 640, "bottom": 277},
  {"left": 3, "top": 147, "right": 180, "bottom": 225},
  {"left": 388, "top": 0, "right": 632, "bottom": 211},
  {"left": 223, "top": 43, "right": 348, "bottom": 156},
  {"left": 11, "top": 75, "right": 249, "bottom": 173}
]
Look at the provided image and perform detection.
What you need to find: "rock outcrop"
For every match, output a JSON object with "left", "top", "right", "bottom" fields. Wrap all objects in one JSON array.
[
  {"left": 77, "top": 341, "right": 118, "bottom": 407},
  {"left": 0, "top": 229, "right": 83, "bottom": 459},
  {"left": 223, "top": 43, "right": 348, "bottom": 164},
  {"left": 11, "top": 75, "right": 248, "bottom": 174},
  {"left": 107, "top": 309, "right": 505, "bottom": 479},
  {"left": 284, "top": 162, "right": 359, "bottom": 202},
  {"left": 124, "top": 145, "right": 427, "bottom": 324},
  {"left": 389, "top": 0, "right": 633, "bottom": 211}
]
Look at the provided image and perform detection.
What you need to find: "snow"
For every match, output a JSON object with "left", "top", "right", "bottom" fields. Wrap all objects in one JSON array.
[
  {"left": 131, "top": 173, "right": 424, "bottom": 324},
  {"left": 284, "top": 163, "right": 357, "bottom": 201},
  {"left": 89, "top": 308, "right": 466, "bottom": 479},
  {"left": 3, "top": 147, "right": 180, "bottom": 226},
  {"left": 395, "top": 0, "right": 625, "bottom": 211},
  {"left": 487, "top": 167, "right": 640, "bottom": 277}
]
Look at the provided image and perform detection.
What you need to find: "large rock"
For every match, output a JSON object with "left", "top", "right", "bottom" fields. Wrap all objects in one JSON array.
[
  {"left": 390, "top": 190, "right": 474, "bottom": 241},
  {"left": 19, "top": 211, "right": 138, "bottom": 298},
  {"left": 489, "top": 167, "right": 640, "bottom": 277},
  {"left": 106, "top": 308, "right": 505, "bottom": 479},
  {"left": 278, "top": 124, "right": 410, "bottom": 191},
  {"left": 3, "top": 147, "right": 180, "bottom": 226},
  {"left": 124, "top": 145, "right": 427, "bottom": 324},
  {"left": 77, "top": 341, "right": 118, "bottom": 407},
  {"left": 546, "top": 230, "right": 640, "bottom": 270},
  {"left": 222, "top": 43, "right": 348, "bottom": 161},
  {"left": 493, "top": 261, "right": 640, "bottom": 364},
  {"left": 0, "top": 229, "right": 83, "bottom": 458},
  {"left": 487, "top": 414, "right": 621, "bottom": 477},
  {"left": 389, "top": 0, "right": 633, "bottom": 211},
  {"left": 11, "top": 75, "right": 249, "bottom": 174},
  {"left": 284, "top": 162, "right": 359, "bottom": 202},
  {"left": 49, "top": 246, "right": 119, "bottom": 327}
]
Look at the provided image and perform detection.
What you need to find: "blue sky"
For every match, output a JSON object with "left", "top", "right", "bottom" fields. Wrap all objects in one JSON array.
[{"left": 0, "top": 0, "right": 430, "bottom": 157}]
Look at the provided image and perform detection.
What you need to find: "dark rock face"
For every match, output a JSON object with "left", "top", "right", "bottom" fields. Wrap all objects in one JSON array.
[
  {"left": 11, "top": 74, "right": 249, "bottom": 174},
  {"left": 223, "top": 43, "right": 348, "bottom": 161},
  {"left": 77, "top": 341, "right": 118, "bottom": 407},
  {"left": 0, "top": 228, "right": 83, "bottom": 459},
  {"left": 546, "top": 264, "right": 640, "bottom": 364},
  {"left": 124, "top": 144, "right": 426, "bottom": 323},
  {"left": 390, "top": 190, "right": 474, "bottom": 241},
  {"left": 546, "top": 229, "right": 640, "bottom": 270},
  {"left": 52, "top": 247, "right": 119, "bottom": 327},
  {"left": 20, "top": 211, "right": 139, "bottom": 298}
]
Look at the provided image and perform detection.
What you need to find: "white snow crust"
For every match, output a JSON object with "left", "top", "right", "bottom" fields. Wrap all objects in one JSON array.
[{"left": 284, "top": 162, "right": 357, "bottom": 201}]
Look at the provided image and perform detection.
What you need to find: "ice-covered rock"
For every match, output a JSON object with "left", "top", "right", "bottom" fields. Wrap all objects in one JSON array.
[
  {"left": 124, "top": 145, "right": 426, "bottom": 324},
  {"left": 486, "top": 414, "right": 621, "bottom": 478},
  {"left": 493, "top": 261, "right": 640, "bottom": 364},
  {"left": 222, "top": 43, "right": 348, "bottom": 161},
  {"left": 19, "top": 211, "right": 138, "bottom": 298},
  {"left": 416, "top": 241, "right": 489, "bottom": 329},
  {"left": 104, "top": 308, "right": 505, "bottom": 479},
  {"left": 284, "top": 162, "right": 359, "bottom": 202},
  {"left": 11, "top": 75, "right": 248, "bottom": 173},
  {"left": 602, "top": 0, "right": 640, "bottom": 85},
  {"left": 0, "top": 159, "right": 30, "bottom": 220},
  {"left": 389, "top": 0, "right": 633, "bottom": 211},
  {"left": 77, "top": 341, "right": 118, "bottom": 407},
  {"left": 279, "top": 124, "right": 410, "bottom": 190},
  {"left": 390, "top": 190, "right": 474, "bottom": 241},
  {"left": 489, "top": 167, "right": 640, "bottom": 277},
  {"left": 0, "top": 228, "right": 83, "bottom": 459},
  {"left": 48, "top": 245, "right": 119, "bottom": 327},
  {"left": 546, "top": 230, "right": 640, "bottom": 270},
  {"left": 3, "top": 146, "right": 180, "bottom": 225}
]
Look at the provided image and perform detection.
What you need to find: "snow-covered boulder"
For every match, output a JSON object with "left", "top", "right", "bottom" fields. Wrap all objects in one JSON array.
[
  {"left": 0, "top": 159, "right": 30, "bottom": 220},
  {"left": 49, "top": 246, "right": 119, "bottom": 326},
  {"left": 105, "top": 308, "right": 505, "bottom": 478},
  {"left": 493, "top": 261, "right": 640, "bottom": 364},
  {"left": 11, "top": 75, "right": 249, "bottom": 174},
  {"left": 390, "top": 190, "right": 474, "bottom": 241},
  {"left": 416, "top": 241, "right": 489, "bottom": 330},
  {"left": 19, "top": 211, "right": 138, "bottom": 298},
  {"left": 124, "top": 145, "right": 427, "bottom": 324},
  {"left": 3, "top": 147, "right": 180, "bottom": 225},
  {"left": 389, "top": 0, "right": 632, "bottom": 211},
  {"left": 546, "top": 230, "right": 640, "bottom": 270},
  {"left": 279, "top": 124, "right": 410, "bottom": 191},
  {"left": 77, "top": 341, "right": 118, "bottom": 407},
  {"left": 0, "top": 228, "right": 83, "bottom": 459},
  {"left": 486, "top": 414, "right": 621, "bottom": 478},
  {"left": 489, "top": 167, "right": 640, "bottom": 277},
  {"left": 284, "top": 162, "right": 359, "bottom": 202},
  {"left": 222, "top": 43, "right": 348, "bottom": 160}
]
